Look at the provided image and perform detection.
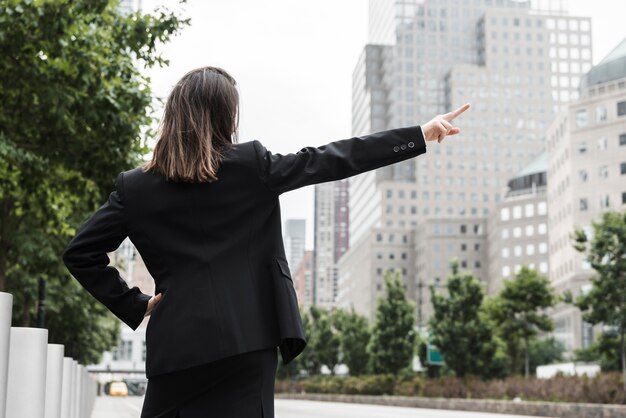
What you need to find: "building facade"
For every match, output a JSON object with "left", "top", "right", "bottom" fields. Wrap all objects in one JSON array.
[
  {"left": 486, "top": 154, "right": 550, "bottom": 295},
  {"left": 293, "top": 250, "right": 314, "bottom": 309},
  {"left": 546, "top": 38, "right": 626, "bottom": 351},
  {"left": 284, "top": 219, "right": 306, "bottom": 273},
  {"left": 313, "top": 180, "right": 349, "bottom": 309}
]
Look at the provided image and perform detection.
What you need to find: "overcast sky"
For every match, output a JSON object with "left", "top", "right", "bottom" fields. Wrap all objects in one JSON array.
[{"left": 142, "top": 0, "right": 626, "bottom": 250}]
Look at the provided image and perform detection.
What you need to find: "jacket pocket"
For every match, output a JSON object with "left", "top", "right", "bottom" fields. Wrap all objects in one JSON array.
[{"left": 275, "top": 258, "right": 293, "bottom": 282}]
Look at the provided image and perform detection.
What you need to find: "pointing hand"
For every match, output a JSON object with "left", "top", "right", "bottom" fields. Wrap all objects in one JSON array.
[{"left": 422, "top": 103, "right": 470, "bottom": 143}]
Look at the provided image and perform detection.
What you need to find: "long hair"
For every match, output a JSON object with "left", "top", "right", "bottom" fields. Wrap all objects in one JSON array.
[{"left": 143, "top": 66, "right": 239, "bottom": 182}]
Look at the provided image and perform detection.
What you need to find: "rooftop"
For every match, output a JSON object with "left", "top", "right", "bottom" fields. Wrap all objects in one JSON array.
[{"left": 580, "top": 37, "right": 626, "bottom": 90}]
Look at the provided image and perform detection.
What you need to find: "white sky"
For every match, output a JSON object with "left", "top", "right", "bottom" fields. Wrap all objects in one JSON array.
[{"left": 142, "top": 0, "right": 626, "bottom": 250}]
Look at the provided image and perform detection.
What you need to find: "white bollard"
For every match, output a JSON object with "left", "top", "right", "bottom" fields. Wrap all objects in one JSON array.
[
  {"left": 44, "top": 344, "right": 64, "bottom": 418},
  {"left": 74, "top": 364, "right": 83, "bottom": 418},
  {"left": 60, "top": 357, "right": 74, "bottom": 418},
  {"left": 5, "top": 327, "right": 49, "bottom": 418},
  {"left": 70, "top": 360, "right": 78, "bottom": 418},
  {"left": 0, "top": 293, "right": 12, "bottom": 418}
]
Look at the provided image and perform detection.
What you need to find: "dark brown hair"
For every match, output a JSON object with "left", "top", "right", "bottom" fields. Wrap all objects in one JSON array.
[{"left": 143, "top": 66, "right": 239, "bottom": 182}]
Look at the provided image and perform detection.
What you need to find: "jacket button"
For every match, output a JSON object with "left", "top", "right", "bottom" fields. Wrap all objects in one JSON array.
[
  {"left": 393, "top": 146, "right": 400, "bottom": 152},
  {"left": 408, "top": 141, "right": 415, "bottom": 148},
  {"left": 400, "top": 144, "right": 407, "bottom": 150}
]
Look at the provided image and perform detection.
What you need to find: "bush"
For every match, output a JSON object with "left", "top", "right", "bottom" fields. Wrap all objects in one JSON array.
[{"left": 276, "top": 372, "right": 626, "bottom": 404}]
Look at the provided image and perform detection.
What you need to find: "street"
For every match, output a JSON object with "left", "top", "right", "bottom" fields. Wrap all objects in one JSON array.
[{"left": 92, "top": 397, "right": 552, "bottom": 418}]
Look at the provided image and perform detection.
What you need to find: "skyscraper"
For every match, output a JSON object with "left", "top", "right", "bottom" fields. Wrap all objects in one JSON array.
[
  {"left": 339, "top": 0, "right": 592, "bottom": 322},
  {"left": 313, "top": 180, "right": 349, "bottom": 309},
  {"left": 284, "top": 219, "right": 306, "bottom": 273}
]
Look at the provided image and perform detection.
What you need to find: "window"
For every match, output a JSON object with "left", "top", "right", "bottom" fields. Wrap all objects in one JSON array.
[
  {"left": 500, "top": 208, "right": 510, "bottom": 221},
  {"left": 502, "top": 266, "right": 511, "bottom": 277},
  {"left": 596, "top": 105, "right": 607, "bottom": 122},
  {"left": 525, "top": 225, "right": 535, "bottom": 236},
  {"left": 538, "top": 223, "right": 547, "bottom": 234},
  {"left": 620, "top": 134, "right": 626, "bottom": 146},
  {"left": 599, "top": 165, "right": 608, "bottom": 179},
  {"left": 621, "top": 162, "right": 626, "bottom": 175},
  {"left": 461, "top": 243, "right": 467, "bottom": 251},
  {"left": 618, "top": 101, "right": 626, "bottom": 116},
  {"left": 460, "top": 224, "right": 467, "bottom": 234},
  {"left": 475, "top": 261, "right": 481, "bottom": 269},
  {"left": 539, "top": 262, "right": 548, "bottom": 273},
  {"left": 525, "top": 204, "right": 535, "bottom": 217},
  {"left": 579, "top": 198, "right": 588, "bottom": 211},
  {"left": 623, "top": 192, "right": 626, "bottom": 204},
  {"left": 513, "top": 227, "right": 522, "bottom": 238},
  {"left": 526, "top": 244, "right": 535, "bottom": 255},
  {"left": 600, "top": 195, "right": 610, "bottom": 209},
  {"left": 538, "top": 202, "right": 547, "bottom": 215},
  {"left": 502, "top": 229, "right": 509, "bottom": 239},
  {"left": 513, "top": 206, "right": 522, "bottom": 219},
  {"left": 578, "top": 141, "right": 587, "bottom": 154},
  {"left": 502, "top": 248, "right": 510, "bottom": 258},
  {"left": 376, "top": 234, "right": 382, "bottom": 242},
  {"left": 598, "top": 137, "right": 608, "bottom": 150},
  {"left": 575, "top": 109, "right": 588, "bottom": 127},
  {"left": 514, "top": 246, "right": 522, "bottom": 257},
  {"left": 579, "top": 169, "right": 588, "bottom": 182},
  {"left": 539, "top": 243, "right": 548, "bottom": 254}
]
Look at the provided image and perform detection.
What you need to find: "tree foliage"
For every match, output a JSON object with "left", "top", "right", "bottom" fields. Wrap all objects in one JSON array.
[
  {"left": 527, "top": 337, "right": 564, "bottom": 374},
  {"left": 334, "top": 307, "right": 371, "bottom": 376},
  {"left": 484, "top": 266, "right": 555, "bottom": 377},
  {"left": 429, "top": 261, "right": 500, "bottom": 379},
  {"left": 368, "top": 271, "right": 416, "bottom": 375},
  {"left": 0, "top": 0, "right": 188, "bottom": 363},
  {"left": 575, "top": 331, "right": 621, "bottom": 372},
  {"left": 573, "top": 210, "right": 626, "bottom": 388}
]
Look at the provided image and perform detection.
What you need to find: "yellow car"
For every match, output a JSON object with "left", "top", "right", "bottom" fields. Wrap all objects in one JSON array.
[{"left": 109, "top": 381, "right": 129, "bottom": 396}]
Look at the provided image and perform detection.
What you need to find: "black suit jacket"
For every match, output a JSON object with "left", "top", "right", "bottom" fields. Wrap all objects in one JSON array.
[{"left": 62, "top": 126, "right": 426, "bottom": 378}]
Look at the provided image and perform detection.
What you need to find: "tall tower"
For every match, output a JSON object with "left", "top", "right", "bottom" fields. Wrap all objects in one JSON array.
[
  {"left": 284, "top": 219, "right": 306, "bottom": 273},
  {"left": 313, "top": 180, "right": 350, "bottom": 309},
  {"left": 338, "top": 0, "right": 592, "bottom": 322}
]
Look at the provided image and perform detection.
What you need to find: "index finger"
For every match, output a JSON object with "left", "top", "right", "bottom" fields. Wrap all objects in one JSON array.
[{"left": 442, "top": 103, "right": 471, "bottom": 121}]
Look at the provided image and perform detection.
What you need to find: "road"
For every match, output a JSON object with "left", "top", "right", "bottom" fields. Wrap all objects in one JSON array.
[{"left": 92, "top": 396, "right": 551, "bottom": 418}]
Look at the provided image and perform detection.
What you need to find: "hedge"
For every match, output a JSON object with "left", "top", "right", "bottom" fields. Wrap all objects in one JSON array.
[{"left": 275, "top": 372, "right": 626, "bottom": 404}]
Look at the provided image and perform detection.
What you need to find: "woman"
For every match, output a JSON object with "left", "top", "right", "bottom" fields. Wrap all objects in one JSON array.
[{"left": 62, "top": 66, "right": 469, "bottom": 417}]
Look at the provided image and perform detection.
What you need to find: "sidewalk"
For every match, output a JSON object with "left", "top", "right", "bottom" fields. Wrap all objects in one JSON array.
[{"left": 91, "top": 396, "right": 144, "bottom": 418}]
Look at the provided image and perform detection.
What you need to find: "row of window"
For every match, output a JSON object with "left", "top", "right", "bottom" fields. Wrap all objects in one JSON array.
[
  {"left": 576, "top": 101, "right": 626, "bottom": 127},
  {"left": 501, "top": 223, "right": 548, "bottom": 239},
  {"left": 580, "top": 193, "right": 626, "bottom": 211},
  {"left": 432, "top": 223, "right": 483, "bottom": 235},
  {"left": 375, "top": 233, "right": 409, "bottom": 244},
  {"left": 500, "top": 202, "right": 547, "bottom": 221},
  {"left": 578, "top": 161, "right": 626, "bottom": 183},
  {"left": 501, "top": 243, "right": 548, "bottom": 258}
]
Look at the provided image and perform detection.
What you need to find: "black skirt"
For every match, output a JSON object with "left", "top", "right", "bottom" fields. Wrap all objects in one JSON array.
[{"left": 140, "top": 347, "right": 278, "bottom": 418}]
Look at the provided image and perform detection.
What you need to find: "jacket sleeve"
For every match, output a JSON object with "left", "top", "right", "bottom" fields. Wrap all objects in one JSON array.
[
  {"left": 62, "top": 172, "right": 151, "bottom": 330},
  {"left": 252, "top": 126, "right": 426, "bottom": 194}
]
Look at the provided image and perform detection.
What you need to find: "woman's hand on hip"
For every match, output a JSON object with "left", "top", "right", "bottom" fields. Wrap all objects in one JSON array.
[
  {"left": 144, "top": 293, "right": 163, "bottom": 317},
  {"left": 422, "top": 103, "right": 470, "bottom": 143}
]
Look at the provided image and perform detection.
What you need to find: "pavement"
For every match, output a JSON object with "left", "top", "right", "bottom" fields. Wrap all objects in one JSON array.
[{"left": 92, "top": 396, "right": 552, "bottom": 418}]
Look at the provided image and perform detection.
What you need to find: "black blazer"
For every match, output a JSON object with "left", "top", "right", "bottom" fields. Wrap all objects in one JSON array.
[{"left": 62, "top": 126, "right": 426, "bottom": 378}]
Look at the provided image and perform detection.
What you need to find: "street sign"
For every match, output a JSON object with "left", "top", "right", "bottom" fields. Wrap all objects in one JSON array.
[{"left": 426, "top": 343, "right": 444, "bottom": 366}]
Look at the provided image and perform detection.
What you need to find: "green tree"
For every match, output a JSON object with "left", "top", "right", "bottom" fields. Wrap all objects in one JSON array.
[
  {"left": 0, "top": 0, "right": 187, "bottom": 362},
  {"left": 333, "top": 307, "right": 371, "bottom": 376},
  {"left": 485, "top": 266, "right": 555, "bottom": 378},
  {"left": 429, "top": 261, "right": 499, "bottom": 379},
  {"left": 573, "top": 210, "right": 626, "bottom": 388},
  {"left": 575, "top": 331, "right": 621, "bottom": 372},
  {"left": 528, "top": 337, "right": 564, "bottom": 374},
  {"left": 368, "top": 271, "right": 416, "bottom": 375},
  {"left": 310, "top": 306, "right": 341, "bottom": 375}
]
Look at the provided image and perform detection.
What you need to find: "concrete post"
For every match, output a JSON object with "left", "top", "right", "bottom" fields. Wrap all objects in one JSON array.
[
  {"left": 44, "top": 344, "right": 64, "bottom": 418},
  {"left": 0, "top": 293, "right": 12, "bottom": 418},
  {"left": 70, "top": 360, "right": 78, "bottom": 418},
  {"left": 60, "top": 357, "right": 74, "bottom": 418},
  {"left": 5, "top": 327, "right": 48, "bottom": 418}
]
